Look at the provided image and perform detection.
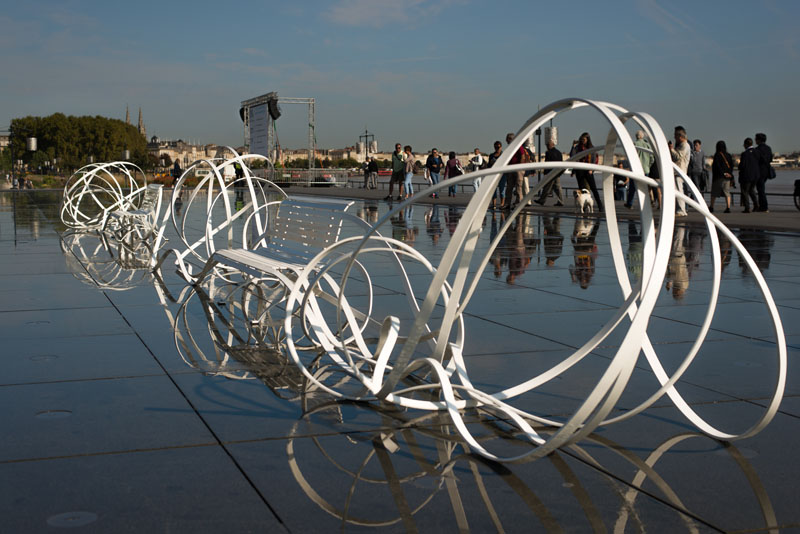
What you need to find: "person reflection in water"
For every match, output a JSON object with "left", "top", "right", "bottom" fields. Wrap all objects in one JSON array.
[
  {"left": 665, "top": 226, "right": 689, "bottom": 300},
  {"left": 626, "top": 221, "right": 643, "bottom": 282},
  {"left": 737, "top": 229, "right": 773, "bottom": 273},
  {"left": 542, "top": 215, "right": 563, "bottom": 267},
  {"left": 569, "top": 218, "right": 599, "bottom": 289},
  {"left": 506, "top": 213, "right": 537, "bottom": 285},
  {"left": 425, "top": 204, "right": 442, "bottom": 246},
  {"left": 390, "top": 204, "right": 418, "bottom": 244}
]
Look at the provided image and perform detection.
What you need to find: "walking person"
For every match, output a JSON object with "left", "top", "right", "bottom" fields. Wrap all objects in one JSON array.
[
  {"left": 469, "top": 148, "right": 484, "bottom": 192},
  {"left": 738, "top": 138, "right": 760, "bottom": 213},
  {"left": 442, "top": 151, "right": 464, "bottom": 197},
  {"left": 626, "top": 130, "right": 655, "bottom": 209},
  {"left": 385, "top": 143, "right": 405, "bottom": 201},
  {"left": 688, "top": 139, "right": 706, "bottom": 198},
  {"left": 535, "top": 139, "right": 565, "bottom": 206},
  {"left": 754, "top": 133, "right": 773, "bottom": 212},
  {"left": 503, "top": 132, "right": 530, "bottom": 209},
  {"left": 403, "top": 145, "right": 415, "bottom": 200},
  {"left": 709, "top": 140, "right": 734, "bottom": 213},
  {"left": 425, "top": 148, "right": 444, "bottom": 199},
  {"left": 571, "top": 132, "right": 603, "bottom": 211},
  {"left": 487, "top": 141, "right": 503, "bottom": 209},
  {"left": 670, "top": 126, "right": 691, "bottom": 216}
]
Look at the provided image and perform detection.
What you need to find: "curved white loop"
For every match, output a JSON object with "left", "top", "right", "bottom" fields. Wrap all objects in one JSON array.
[
  {"left": 152, "top": 148, "right": 287, "bottom": 278},
  {"left": 60, "top": 161, "right": 147, "bottom": 229},
  {"left": 278, "top": 98, "right": 786, "bottom": 462}
]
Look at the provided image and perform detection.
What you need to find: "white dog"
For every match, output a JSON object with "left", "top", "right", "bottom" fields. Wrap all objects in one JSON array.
[{"left": 573, "top": 188, "right": 594, "bottom": 214}]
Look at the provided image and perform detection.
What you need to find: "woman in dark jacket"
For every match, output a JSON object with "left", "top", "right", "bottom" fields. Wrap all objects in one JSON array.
[
  {"left": 709, "top": 140, "right": 734, "bottom": 213},
  {"left": 570, "top": 132, "right": 603, "bottom": 211}
]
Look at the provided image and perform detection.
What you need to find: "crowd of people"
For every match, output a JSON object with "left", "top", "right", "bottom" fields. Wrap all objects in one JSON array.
[
  {"left": 376, "top": 126, "right": 776, "bottom": 215},
  {"left": 4, "top": 174, "right": 33, "bottom": 189}
]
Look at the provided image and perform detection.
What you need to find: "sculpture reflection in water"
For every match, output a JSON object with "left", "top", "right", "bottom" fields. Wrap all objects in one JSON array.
[
  {"left": 61, "top": 229, "right": 157, "bottom": 291},
  {"left": 286, "top": 406, "right": 779, "bottom": 532},
  {"left": 162, "top": 280, "right": 780, "bottom": 533}
]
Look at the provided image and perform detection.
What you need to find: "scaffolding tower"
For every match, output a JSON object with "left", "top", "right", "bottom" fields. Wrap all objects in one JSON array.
[{"left": 240, "top": 93, "right": 316, "bottom": 170}]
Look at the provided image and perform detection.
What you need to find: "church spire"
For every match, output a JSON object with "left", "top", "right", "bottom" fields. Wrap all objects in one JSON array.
[
  {"left": 138, "top": 107, "right": 146, "bottom": 138},
  {"left": 126, "top": 105, "right": 130, "bottom": 124}
]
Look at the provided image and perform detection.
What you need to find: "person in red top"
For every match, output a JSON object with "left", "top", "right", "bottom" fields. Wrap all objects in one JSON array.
[{"left": 503, "top": 132, "right": 530, "bottom": 209}]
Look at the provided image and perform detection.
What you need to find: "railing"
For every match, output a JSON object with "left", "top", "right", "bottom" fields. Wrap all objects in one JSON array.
[{"left": 253, "top": 168, "right": 350, "bottom": 188}]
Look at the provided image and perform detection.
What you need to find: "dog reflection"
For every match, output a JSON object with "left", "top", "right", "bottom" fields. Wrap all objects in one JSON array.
[{"left": 569, "top": 218, "right": 599, "bottom": 289}]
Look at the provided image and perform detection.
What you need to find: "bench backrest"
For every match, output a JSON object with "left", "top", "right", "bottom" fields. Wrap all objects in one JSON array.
[
  {"left": 265, "top": 196, "right": 354, "bottom": 263},
  {"left": 139, "top": 184, "right": 163, "bottom": 213}
]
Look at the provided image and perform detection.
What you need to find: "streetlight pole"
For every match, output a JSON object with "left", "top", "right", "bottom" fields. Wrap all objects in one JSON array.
[
  {"left": 359, "top": 129, "right": 375, "bottom": 161},
  {"left": 5, "top": 124, "right": 37, "bottom": 245}
]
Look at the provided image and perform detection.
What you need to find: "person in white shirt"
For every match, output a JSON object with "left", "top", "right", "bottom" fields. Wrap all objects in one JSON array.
[
  {"left": 469, "top": 148, "right": 484, "bottom": 192},
  {"left": 670, "top": 126, "right": 691, "bottom": 216}
]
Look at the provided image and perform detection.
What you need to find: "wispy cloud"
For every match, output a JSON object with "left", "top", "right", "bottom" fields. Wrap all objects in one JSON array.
[
  {"left": 634, "top": 0, "right": 692, "bottom": 35},
  {"left": 633, "top": 0, "right": 737, "bottom": 66},
  {"left": 242, "top": 48, "right": 269, "bottom": 58},
  {"left": 324, "top": 0, "right": 464, "bottom": 28}
]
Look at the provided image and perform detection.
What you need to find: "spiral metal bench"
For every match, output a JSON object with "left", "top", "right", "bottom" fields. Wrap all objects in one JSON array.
[
  {"left": 191, "top": 196, "right": 357, "bottom": 288},
  {"left": 103, "top": 183, "right": 164, "bottom": 240},
  {"left": 60, "top": 161, "right": 148, "bottom": 230}
]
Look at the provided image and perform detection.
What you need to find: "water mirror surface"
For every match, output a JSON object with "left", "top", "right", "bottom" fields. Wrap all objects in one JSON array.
[{"left": 0, "top": 190, "right": 798, "bottom": 533}]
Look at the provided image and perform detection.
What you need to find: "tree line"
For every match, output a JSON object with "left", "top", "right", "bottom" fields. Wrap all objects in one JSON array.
[{"left": 2, "top": 113, "right": 148, "bottom": 173}]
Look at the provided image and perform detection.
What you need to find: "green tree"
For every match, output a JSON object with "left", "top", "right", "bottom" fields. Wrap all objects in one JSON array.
[{"left": 9, "top": 114, "right": 147, "bottom": 172}]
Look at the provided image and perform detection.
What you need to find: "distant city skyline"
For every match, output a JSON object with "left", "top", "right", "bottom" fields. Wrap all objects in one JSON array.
[{"left": 1, "top": 0, "right": 798, "bottom": 153}]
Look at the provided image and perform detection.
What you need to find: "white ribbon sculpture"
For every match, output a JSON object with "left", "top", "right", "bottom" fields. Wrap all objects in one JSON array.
[
  {"left": 152, "top": 147, "right": 286, "bottom": 277},
  {"left": 60, "top": 161, "right": 147, "bottom": 229},
  {"left": 281, "top": 98, "right": 787, "bottom": 462}
]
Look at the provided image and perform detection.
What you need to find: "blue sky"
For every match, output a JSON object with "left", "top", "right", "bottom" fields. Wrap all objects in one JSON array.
[{"left": 1, "top": 0, "right": 798, "bottom": 153}]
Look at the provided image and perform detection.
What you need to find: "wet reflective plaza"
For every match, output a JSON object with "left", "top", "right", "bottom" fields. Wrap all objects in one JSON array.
[{"left": 1, "top": 190, "right": 798, "bottom": 532}]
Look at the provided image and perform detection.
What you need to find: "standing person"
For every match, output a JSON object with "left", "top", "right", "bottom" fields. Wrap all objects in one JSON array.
[
  {"left": 535, "top": 139, "right": 565, "bottom": 206},
  {"left": 670, "top": 126, "right": 691, "bottom": 216},
  {"left": 487, "top": 141, "right": 503, "bottom": 209},
  {"left": 571, "top": 132, "right": 603, "bottom": 211},
  {"left": 754, "top": 133, "right": 773, "bottom": 212},
  {"left": 403, "top": 145, "right": 415, "bottom": 200},
  {"left": 425, "top": 148, "right": 444, "bottom": 199},
  {"left": 738, "top": 138, "right": 760, "bottom": 213},
  {"left": 688, "top": 139, "right": 706, "bottom": 197},
  {"left": 442, "top": 151, "right": 464, "bottom": 197},
  {"left": 385, "top": 143, "right": 405, "bottom": 201},
  {"left": 709, "top": 140, "right": 734, "bottom": 213},
  {"left": 172, "top": 160, "right": 182, "bottom": 187},
  {"left": 367, "top": 157, "right": 379, "bottom": 189},
  {"left": 362, "top": 159, "right": 370, "bottom": 188},
  {"left": 503, "top": 132, "right": 530, "bottom": 209},
  {"left": 626, "top": 130, "right": 654, "bottom": 209},
  {"left": 521, "top": 140, "right": 534, "bottom": 205},
  {"left": 613, "top": 161, "right": 628, "bottom": 201},
  {"left": 469, "top": 148, "right": 484, "bottom": 192}
]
